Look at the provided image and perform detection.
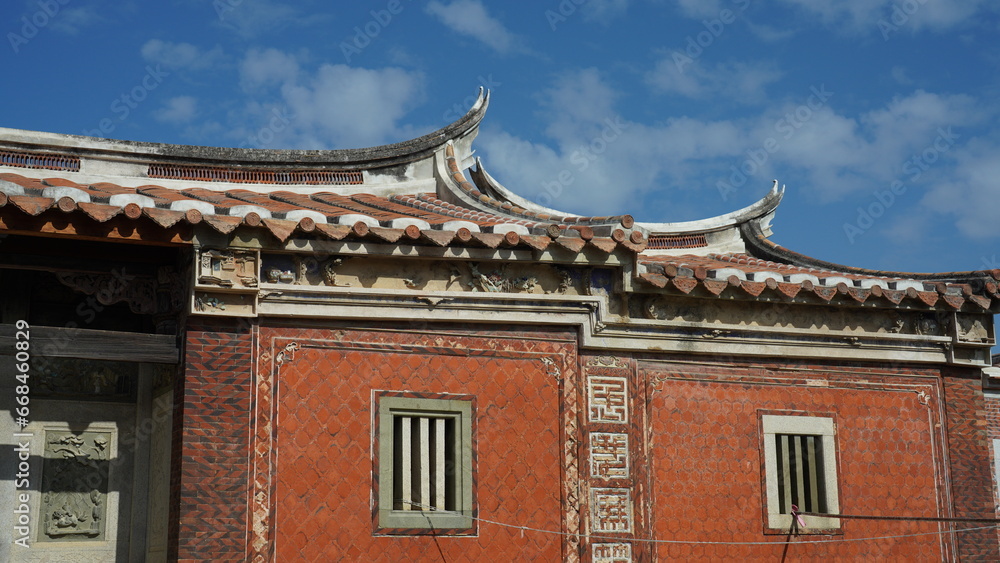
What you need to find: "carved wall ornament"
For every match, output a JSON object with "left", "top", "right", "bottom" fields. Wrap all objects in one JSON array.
[
  {"left": 540, "top": 357, "right": 562, "bottom": 381},
  {"left": 586, "top": 356, "right": 629, "bottom": 369},
  {"left": 468, "top": 262, "right": 538, "bottom": 293},
  {"left": 956, "top": 314, "right": 991, "bottom": 343},
  {"left": 916, "top": 390, "right": 931, "bottom": 406},
  {"left": 588, "top": 376, "right": 629, "bottom": 424},
  {"left": 195, "top": 296, "right": 226, "bottom": 311},
  {"left": 199, "top": 249, "right": 258, "bottom": 288},
  {"left": 322, "top": 257, "right": 351, "bottom": 286},
  {"left": 56, "top": 270, "right": 157, "bottom": 314},
  {"left": 884, "top": 312, "right": 904, "bottom": 333},
  {"left": 590, "top": 433, "right": 629, "bottom": 479},
  {"left": 41, "top": 431, "right": 111, "bottom": 541},
  {"left": 590, "top": 487, "right": 633, "bottom": 533},
  {"left": 275, "top": 342, "right": 300, "bottom": 366},
  {"left": 593, "top": 542, "right": 632, "bottom": 563}
]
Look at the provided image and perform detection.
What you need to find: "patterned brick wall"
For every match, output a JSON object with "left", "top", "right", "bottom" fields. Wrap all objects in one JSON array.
[
  {"left": 252, "top": 322, "right": 578, "bottom": 561},
  {"left": 642, "top": 358, "right": 958, "bottom": 561},
  {"left": 169, "top": 319, "right": 254, "bottom": 561},
  {"left": 984, "top": 393, "right": 1000, "bottom": 440},
  {"left": 942, "top": 368, "right": 1000, "bottom": 561}
]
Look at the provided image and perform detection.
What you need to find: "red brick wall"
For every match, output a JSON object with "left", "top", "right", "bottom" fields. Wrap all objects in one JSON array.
[
  {"left": 942, "top": 369, "right": 1000, "bottom": 560},
  {"left": 642, "top": 358, "right": 957, "bottom": 561},
  {"left": 985, "top": 393, "right": 1000, "bottom": 440},
  {"left": 169, "top": 319, "right": 254, "bottom": 561},
  {"left": 252, "top": 323, "right": 578, "bottom": 561}
]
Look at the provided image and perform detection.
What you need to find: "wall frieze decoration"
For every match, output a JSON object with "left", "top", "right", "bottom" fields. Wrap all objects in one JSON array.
[
  {"left": 56, "top": 270, "right": 157, "bottom": 314},
  {"left": 198, "top": 248, "right": 258, "bottom": 288}
]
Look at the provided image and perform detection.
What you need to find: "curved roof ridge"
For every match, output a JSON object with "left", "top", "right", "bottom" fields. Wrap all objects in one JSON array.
[
  {"left": 441, "top": 144, "right": 633, "bottom": 228},
  {"left": 742, "top": 221, "right": 1000, "bottom": 283},
  {"left": 638, "top": 181, "right": 784, "bottom": 235},
  {"left": 0, "top": 88, "right": 491, "bottom": 169},
  {"left": 469, "top": 157, "right": 582, "bottom": 219}
]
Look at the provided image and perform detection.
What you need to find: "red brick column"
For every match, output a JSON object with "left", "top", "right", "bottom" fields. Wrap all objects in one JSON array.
[
  {"left": 942, "top": 369, "right": 1000, "bottom": 561},
  {"left": 168, "top": 319, "right": 254, "bottom": 561}
]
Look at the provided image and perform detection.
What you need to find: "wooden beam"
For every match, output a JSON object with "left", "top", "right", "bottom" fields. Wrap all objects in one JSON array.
[{"left": 0, "top": 323, "right": 178, "bottom": 364}]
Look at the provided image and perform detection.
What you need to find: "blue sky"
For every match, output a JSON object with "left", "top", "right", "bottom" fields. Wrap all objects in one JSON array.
[{"left": 4, "top": 0, "right": 999, "bottom": 276}]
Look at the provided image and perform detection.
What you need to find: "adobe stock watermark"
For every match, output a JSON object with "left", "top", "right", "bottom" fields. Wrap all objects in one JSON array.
[
  {"left": 717, "top": 84, "right": 834, "bottom": 202},
  {"left": 238, "top": 106, "right": 296, "bottom": 149},
  {"left": 340, "top": 0, "right": 413, "bottom": 63},
  {"left": 842, "top": 126, "right": 959, "bottom": 244},
  {"left": 81, "top": 65, "right": 170, "bottom": 138},
  {"left": 213, "top": 0, "right": 244, "bottom": 21},
  {"left": 442, "top": 75, "right": 501, "bottom": 122},
  {"left": 671, "top": 0, "right": 752, "bottom": 73},
  {"left": 536, "top": 116, "right": 629, "bottom": 208},
  {"left": 878, "top": 0, "right": 930, "bottom": 40},
  {"left": 8, "top": 0, "right": 73, "bottom": 54},
  {"left": 544, "top": 0, "right": 594, "bottom": 31}
]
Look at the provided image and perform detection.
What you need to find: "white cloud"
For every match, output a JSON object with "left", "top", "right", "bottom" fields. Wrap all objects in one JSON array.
[
  {"left": 240, "top": 47, "right": 300, "bottom": 90},
  {"left": 426, "top": 0, "right": 525, "bottom": 54},
  {"left": 672, "top": 0, "right": 993, "bottom": 35},
  {"left": 674, "top": 0, "right": 724, "bottom": 19},
  {"left": 890, "top": 66, "right": 913, "bottom": 85},
  {"left": 922, "top": 137, "right": 1000, "bottom": 238},
  {"left": 646, "top": 58, "right": 783, "bottom": 103},
  {"left": 154, "top": 96, "right": 198, "bottom": 124},
  {"left": 213, "top": 0, "right": 325, "bottom": 38},
  {"left": 141, "top": 39, "right": 224, "bottom": 70},
  {"left": 478, "top": 68, "right": 993, "bottom": 226},
  {"left": 581, "top": 0, "right": 630, "bottom": 22},
  {"left": 49, "top": 7, "right": 103, "bottom": 35},
  {"left": 769, "top": 0, "right": 991, "bottom": 35},
  {"left": 232, "top": 49, "right": 425, "bottom": 149}
]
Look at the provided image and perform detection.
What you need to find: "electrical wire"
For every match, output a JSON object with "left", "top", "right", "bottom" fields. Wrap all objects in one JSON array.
[{"left": 400, "top": 501, "right": 1000, "bottom": 546}]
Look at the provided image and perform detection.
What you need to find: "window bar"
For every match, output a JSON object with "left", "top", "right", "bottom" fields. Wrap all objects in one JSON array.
[
  {"left": 401, "top": 417, "right": 412, "bottom": 511},
  {"left": 806, "top": 436, "right": 820, "bottom": 513},
  {"left": 779, "top": 435, "right": 792, "bottom": 514},
  {"left": 419, "top": 417, "right": 430, "bottom": 511},
  {"left": 793, "top": 436, "right": 806, "bottom": 512},
  {"left": 435, "top": 418, "right": 446, "bottom": 511}
]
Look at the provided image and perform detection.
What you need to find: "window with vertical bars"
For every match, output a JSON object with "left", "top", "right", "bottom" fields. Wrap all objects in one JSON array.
[
  {"left": 393, "top": 415, "right": 456, "bottom": 512},
  {"left": 761, "top": 414, "right": 840, "bottom": 531},
  {"left": 774, "top": 434, "right": 827, "bottom": 515},
  {"left": 376, "top": 395, "right": 473, "bottom": 531}
]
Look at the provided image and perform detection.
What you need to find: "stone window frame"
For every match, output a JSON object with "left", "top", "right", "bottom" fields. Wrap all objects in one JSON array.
[
  {"left": 374, "top": 393, "right": 475, "bottom": 533},
  {"left": 760, "top": 413, "right": 841, "bottom": 533}
]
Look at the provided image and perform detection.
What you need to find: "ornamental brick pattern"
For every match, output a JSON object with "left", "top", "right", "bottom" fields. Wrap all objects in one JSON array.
[
  {"left": 942, "top": 369, "right": 1000, "bottom": 561},
  {"left": 579, "top": 355, "right": 649, "bottom": 562},
  {"left": 169, "top": 320, "right": 253, "bottom": 562},
  {"left": 254, "top": 323, "right": 578, "bottom": 561},
  {"left": 643, "top": 358, "right": 956, "bottom": 561}
]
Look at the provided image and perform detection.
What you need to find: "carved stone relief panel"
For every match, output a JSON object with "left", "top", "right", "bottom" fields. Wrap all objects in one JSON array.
[
  {"left": 198, "top": 249, "right": 259, "bottom": 289},
  {"left": 588, "top": 377, "right": 629, "bottom": 424},
  {"left": 955, "top": 313, "right": 994, "bottom": 344},
  {"left": 593, "top": 542, "right": 632, "bottom": 563},
  {"left": 590, "top": 488, "right": 633, "bottom": 533},
  {"left": 638, "top": 295, "right": 956, "bottom": 337},
  {"left": 590, "top": 433, "right": 629, "bottom": 479},
  {"left": 258, "top": 254, "right": 586, "bottom": 295},
  {"left": 193, "top": 291, "right": 256, "bottom": 317},
  {"left": 40, "top": 431, "right": 112, "bottom": 541}
]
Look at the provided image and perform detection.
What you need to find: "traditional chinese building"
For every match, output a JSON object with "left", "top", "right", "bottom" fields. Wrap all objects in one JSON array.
[{"left": 1, "top": 91, "right": 998, "bottom": 561}]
